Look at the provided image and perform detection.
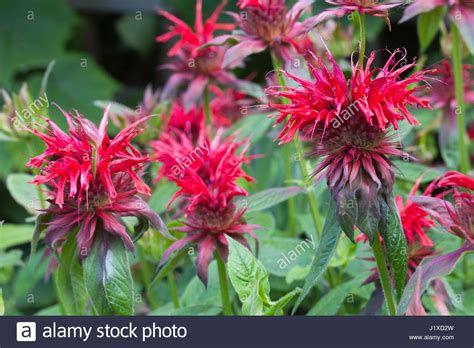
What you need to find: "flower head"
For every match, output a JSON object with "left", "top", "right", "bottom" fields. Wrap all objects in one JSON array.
[
  {"left": 411, "top": 172, "right": 474, "bottom": 243},
  {"left": 317, "top": 0, "right": 402, "bottom": 29},
  {"left": 267, "top": 50, "right": 430, "bottom": 144},
  {"left": 28, "top": 106, "right": 171, "bottom": 260},
  {"left": 266, "top": 50, "right": 432, "bottom": 241},
  {"left": 157, "top": 0, "right": 255, "bottom": 108},
  {"left": 156, "top": 129, "right": 256, "bottom": 284},
  {"left": 210, "top": 0, "right": 323, "bottom": 68}
]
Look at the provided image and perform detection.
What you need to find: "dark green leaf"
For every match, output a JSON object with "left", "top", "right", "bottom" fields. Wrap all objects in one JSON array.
[
  {"left": 228, "top": 236, "right": 299, "bottom": 315},
  {"left": 116, "top": 14, "right": 157, "bottom": 55},
  {"left": 292, "top": 199, "right": 341, "bottom": 314},
  {"left": 83, "top": 234, "right": 134, "bottom": 315},
  {"left": 31, "top": 213, "right": 51, "bottom": 257},
  {"left": 378, "top": 199, "right": 408, "bottom": 300},
  {"left": 237, "top": 186, "right": 304, "bottom": 213},
  {"left": 54, "top": 233, "right": 88, "bottom": 315},
  {"left": 417, "top": 7, "right": 445, "bottom": 52},
  {"left": 308, "top": 274, "right": 367, "bottom": 315}
]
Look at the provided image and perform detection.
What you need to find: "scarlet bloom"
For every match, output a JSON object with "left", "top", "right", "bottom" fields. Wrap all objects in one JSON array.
[
  {"left": 400, "top": 0, "right": 474, "bottom": 54},
  {"left": 209, "top": 0, "right": 323, "bottom": 67},
  {"left": 157, "top": 0, "right": 257, "bottom": 108},
  {"left": 156, "top": 129, "right": 256, "bottom": 284},
  {"left": 316, "top": 0, "right": 402, "bottom": 29},
  {"left": 266, "top": 50, "right": 431, "bottom": 241},
  {"left": 267, "top": 50, "right": 430, "bottom": 144},
  {"left": 28, "top": 106, "right": 171, "bottom": 258},
  {"left": 411, "top": 172, "right": 474, "bottom": 243}
]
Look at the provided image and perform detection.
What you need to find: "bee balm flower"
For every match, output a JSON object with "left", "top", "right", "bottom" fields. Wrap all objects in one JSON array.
[
  {"left": 156, "top": 129, "right": 257, "bottom": 285},
  {"left": 28, "top": 106, "right": 171, "bottom": 258},
  {"left": 266, "top": 50, "right": 432, "bottom": 241}
]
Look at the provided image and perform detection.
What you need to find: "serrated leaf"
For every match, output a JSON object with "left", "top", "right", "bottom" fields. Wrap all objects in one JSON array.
[
  {"left": 237, "top": 186, "right": 304, "bottom": 213},
  {"left": 54, "top": 233, "right": 87, "bottom": 315},
  {"left": 417, "top": 7, "right": 445, "bottom": 52},
  {"left": 83, "top": 234, "right": 134, "bottom": 315},
  {"left": 308, "top": 274, "right": 367, "bottom": 315},
  {"left": 227, "top": 236, "right": 298, "bottom": 315},
  {"left": 378, "top": 199, "right": 408, "bottom": 300},
  {"left": 0, "top": 224, "right": 34, "bottom": 250},
  {"left": 292, "top": 199, "right": 341, "bottom": 314}
]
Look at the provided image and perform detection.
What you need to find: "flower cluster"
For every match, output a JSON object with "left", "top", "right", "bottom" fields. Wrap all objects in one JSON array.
[
  {"left": 154, "top": 126, "right": 256, "bottom": 284},
  {"left": 28, "top": 106, "right": 170, "bottom": 258}
]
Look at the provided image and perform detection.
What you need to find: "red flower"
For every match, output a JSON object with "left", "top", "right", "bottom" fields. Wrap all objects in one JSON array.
[
  {"left": 400, "top": 0, "right": 474, "bottom": 54},
  {"left": 316, "top": 0, "right": 402, "bottom": 29},
  {"left": 266, "top": 50, "right": 432, "bottom": 242},
  {"left": 266, "top": 50, "right": 430, "bottom": 144},
  {"left": 157, "top": 0, "right": 257, "bottom": 108},
  {"left": 28, "top": 105, "right": 151, "bottom": 207},
  {"left": 209, "top": 0, "right": 323, "bottom": 67},
  {"left": 210, "top": 86, "right": 254, "bottom": 128},
  {"left": 411, "top": 172, "right": 474, "bottom": 243},
  {"left": 156, "top": 129, "right": 256, "bottom": 284},
  {"left": 28, "top": 106, "right": 171, "bottom": 259},
  {"left": 396, "top": 178, "right": 435, "bottom": 247}
]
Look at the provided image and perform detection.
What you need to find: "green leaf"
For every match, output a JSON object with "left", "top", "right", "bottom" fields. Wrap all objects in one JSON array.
[
  {"left": 0, "top": 224, "right": 34, "bottom": 250},
  {"left": 54, "top": 233, "right": 88, "bottom": 315},
  {"left": 151, "top": 248, "right": 187, "bottom": 288},
  {"left": 393, "top": 159, "right": 443, "bottom": 183},
  {"left": 237, "top": 186, "right": 304, "bottom": 213},
  {"left": 31, "top": 213, "right": 51, "bottom": 257},
  {"left": 308, "top": 274, "right": 367, "bottom": 315},
  {"left": 0, "top": 288, "right": 4, "bottom": 315},
  {"left": 30, "top": 54, "right": 120, "bottom": 127},
  {"left": 149, "top": 181, "right": 178, "bottom": 214},
  {"left": 417, "top": 7, "right": 445, "bottom": 52},
  {"left": 6, "top": 173, "right": 46, "bottom": 215},
  {"left": 83, "top": 234, "right": 134, "bottom": 315},
  {"left": 0, "top": 0, "right": 79, "bottom": 83},
  {"left": 378, "top": 199, "right": 408, "bottom": 300},
  {"left": 227, "top": 237, "right": 298, "bottom": 315},
  {"left": 0, "top": 249, "right": 23, "bottom": 268},
  {"left": 227, "top": 114, "right": 274, "bottom": 143},
  {"left": 292, "top": 199, "right": 341, "bottom": 314},
  {"left": 150, "top": 304, "right": 222, "bottom": 316},
  {"left": 181, "top": 261, "right": 223, "bottom": 307},
  {"left": 116, "top": 14, "right": 157, "bottom": 55}
]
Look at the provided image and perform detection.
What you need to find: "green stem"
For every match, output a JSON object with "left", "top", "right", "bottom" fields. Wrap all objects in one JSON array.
[
  {"left": 372, "top": 235, "right": 397, "bottom": 316},
  {"left": 358, "top": 12, "right": 366, "bottom": 68},
  {"left": 271, "top": 52, "right": 297, "bottom": 236},
  {"left": 167, "top": 272, "right": 180, "bottom": 309},
  {"left": 137, "top": 245, "right": 159, "bottom": 310},
  {"left": 216, "top": 253, "right": 232, "bottom": 315},
  {"left": 293, "top": 135, "right": 322, "bottom": 238},
  {"left": 203, "top": 85, "right": 212, "bottom": 128},
  {"left": 451, "top": 25, "right": 470, "bottom": 174}
]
